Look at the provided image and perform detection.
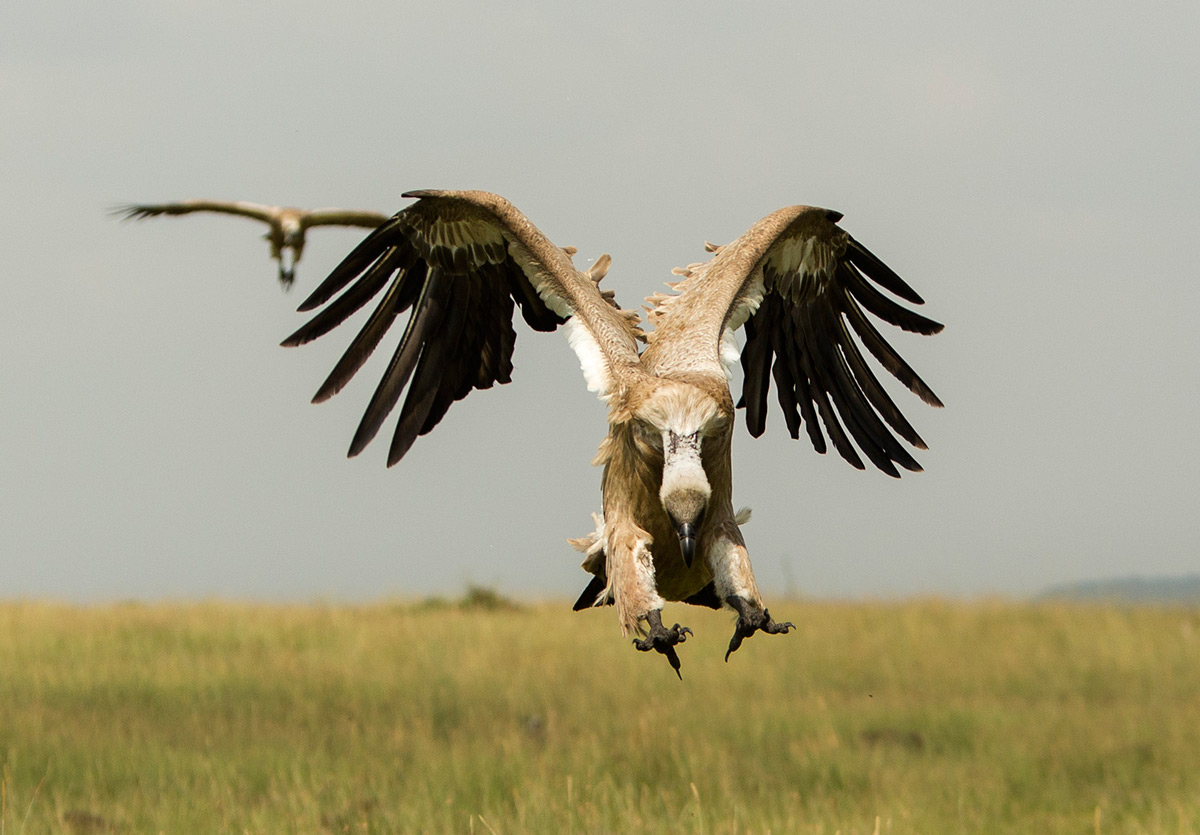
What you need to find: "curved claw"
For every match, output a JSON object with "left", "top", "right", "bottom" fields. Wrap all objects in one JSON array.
[
  {"left": 763, "top": 617, "right": 796, "bottom": 635},
  {"left": 724, "top": 600, "right": 795, "bottom": 662},
  {"left": 633, "top": 611, "right": 694, "bottom": 679}
]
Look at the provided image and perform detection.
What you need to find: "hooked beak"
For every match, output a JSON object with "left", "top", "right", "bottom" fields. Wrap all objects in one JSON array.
[
  {"left": 677, "top": 521, "right": 698, "bottom": 567},
  {"left": 671, "top": 505, "right": 705, "bottom": 568}
]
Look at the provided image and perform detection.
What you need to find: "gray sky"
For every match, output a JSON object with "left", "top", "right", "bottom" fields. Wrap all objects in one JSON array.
[{"left": 3, "top": 1, "right": 1198, "bottom": 603}]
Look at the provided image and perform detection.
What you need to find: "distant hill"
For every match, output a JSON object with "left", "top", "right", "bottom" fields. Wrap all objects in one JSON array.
[{"left": 1039, "top": 574, "right": 1200, "bottom": 604}]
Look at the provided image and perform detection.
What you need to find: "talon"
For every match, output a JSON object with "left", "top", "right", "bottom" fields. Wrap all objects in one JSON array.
[
  {"left": 724, "top": 627, "right": 750, "bottom": 662},
  {"left": 759, "top": 608, "right": 795, "bottom": 636},
  {"left": 632, "top": 610, "right": 693, "bottom": 679},
  {"left": 723, "top": 598, "right": 794, "bottom": 661}
]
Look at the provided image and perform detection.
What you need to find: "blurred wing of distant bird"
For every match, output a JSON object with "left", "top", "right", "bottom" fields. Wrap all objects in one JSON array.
[
  {"left": 115, "top": 200, "right": 282, "bottom": 224},
  {"left": 643, "top": 205, "right": 943, "bottom": 477},
  {"left": 281, "top": 189, "right": 645, "bottom": 466}
]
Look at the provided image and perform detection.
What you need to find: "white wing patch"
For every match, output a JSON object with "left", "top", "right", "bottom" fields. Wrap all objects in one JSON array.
[
  {"left": 563, "top": 316, "right": 613, "bottom": 399},
  {"left": 725, "top": 269, "right": 764, "bottom": 332},
  {"left": 509, "top": 239, "right": 574, "bottom": 318},
  {"left": 719, "top": 327, "right": 741, "bottom": 379},
  {"left": 504, "top": 238, "right": 638, "bottom": 403}
]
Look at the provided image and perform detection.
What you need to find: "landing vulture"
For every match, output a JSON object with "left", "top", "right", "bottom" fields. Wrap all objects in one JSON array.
[
  {"left": 282, "top": 190, "right": 943, "bottom": 676},
  {"left": 116, "top": 200, "right": 389, "bottom": 288}
]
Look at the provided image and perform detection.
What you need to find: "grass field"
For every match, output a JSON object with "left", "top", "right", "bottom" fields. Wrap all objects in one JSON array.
[{"left": 1, "top": 595, "right": 1198, "bottom": 833}]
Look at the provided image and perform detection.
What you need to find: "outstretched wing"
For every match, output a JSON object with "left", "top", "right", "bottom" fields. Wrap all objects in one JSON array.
[
  {"left": 300, "top": 209, "right": 391, "bottom": 230},
  {"left": 115, "top": 200, "right": 280, "bottom": 225},
  {"left": 642, "top": 205, "right": 942, "bottom": 477},
  {"left": 282, "top": 190, "right": 644, "bottom": 466}
]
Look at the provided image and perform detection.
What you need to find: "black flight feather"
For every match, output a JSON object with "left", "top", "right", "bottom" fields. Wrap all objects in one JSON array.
[{"left": 347, "top": 268, "right": 449, "bottom": 459}]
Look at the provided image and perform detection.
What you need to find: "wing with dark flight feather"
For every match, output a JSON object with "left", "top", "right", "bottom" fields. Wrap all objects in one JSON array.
[{"left": 281, "top": 190, "right": 644, "bottom": 466}]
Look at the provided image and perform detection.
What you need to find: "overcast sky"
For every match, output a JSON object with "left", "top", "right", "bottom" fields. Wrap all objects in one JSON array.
[{"left": 3, "top": 1, "right": 1197, "bottom": 604}]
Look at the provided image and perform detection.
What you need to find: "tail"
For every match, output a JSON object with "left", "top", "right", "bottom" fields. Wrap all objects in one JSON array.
[{"left": 572, "top": 574, "right": 612, "bottom": 611}]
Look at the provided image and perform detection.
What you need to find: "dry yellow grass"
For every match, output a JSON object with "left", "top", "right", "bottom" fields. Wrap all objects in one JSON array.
[{"left": 1, "top": 597, "right": 1198, "bottom": 833}]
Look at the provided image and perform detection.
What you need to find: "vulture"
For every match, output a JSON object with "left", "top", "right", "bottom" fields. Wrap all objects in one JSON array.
[
  {"left": 281, "top": 190, "right": 943, "bottom": 677},
  {"left": 116, "top": 200, "right": 389, "bottom": 288}
]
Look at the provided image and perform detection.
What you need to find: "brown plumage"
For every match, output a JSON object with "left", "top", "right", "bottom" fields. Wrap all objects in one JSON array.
[
  {"left": 281, "top": 190, "right": 943, "bottom": 676},
  {"left": 116, "top": 200, "right": 389, "bottom": 288}
]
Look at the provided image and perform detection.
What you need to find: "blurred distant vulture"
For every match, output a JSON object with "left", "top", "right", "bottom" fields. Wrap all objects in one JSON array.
[
  {"left": 279, "top": 190, "right": 943, "bottom": 677},
  {"left": 117, "top": 200, "right": 389, "bottom": 287}
]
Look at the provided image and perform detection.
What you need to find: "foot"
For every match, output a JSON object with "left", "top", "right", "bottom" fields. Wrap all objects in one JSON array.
[
  {"left": 633, "top": 609, "right": 693, "bottom": 679},
  {"left": 724, "top": 596, "right": 794, "bottom": 661}
]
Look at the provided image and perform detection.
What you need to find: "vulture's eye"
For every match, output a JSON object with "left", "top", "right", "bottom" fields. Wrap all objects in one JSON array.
[{"left": 633, "top": 421, "right": 663, "bottom": 448}]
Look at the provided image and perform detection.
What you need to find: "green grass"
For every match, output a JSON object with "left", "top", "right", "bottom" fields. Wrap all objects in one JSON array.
[{"left": 2, "top": 597, "right": 1199, "bottom": 833}]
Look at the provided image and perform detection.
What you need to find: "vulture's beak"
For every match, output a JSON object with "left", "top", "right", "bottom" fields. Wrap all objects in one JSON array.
[
  {"left": 677, "top": 520, "right": 698, "bottom": 567},
  {"left": 670, "top": 505, "right": 705, "bottom": 568}
]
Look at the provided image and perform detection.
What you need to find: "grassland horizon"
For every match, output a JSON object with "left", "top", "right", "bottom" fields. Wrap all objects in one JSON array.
[{"left": 2, "top": 595, "right": 1197, "bottom": 833}]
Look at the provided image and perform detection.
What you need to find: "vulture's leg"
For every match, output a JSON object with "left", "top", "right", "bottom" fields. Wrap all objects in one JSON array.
[
  {"left": 605, "top": 523, "right": 666, "bottom": 634},
  {"left": 601, "top": 523, "right": 692, "bottom": 677},
  {"left": 707, "top": 533, "right": 794, "bottom": 660},
  {"left": 633, "top": 609, "right": 693, "bottom": 679},
  {"left": 278, "top": 247, "right": 297, "bottom": 289},
  {"left": 265, "top": 233, "right": 292, "bottom": 289}
]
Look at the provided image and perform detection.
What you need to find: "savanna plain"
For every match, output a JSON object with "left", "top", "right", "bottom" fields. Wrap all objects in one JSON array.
[{"left": 2, "top": 594, "right": 1198, "bottom": 834}]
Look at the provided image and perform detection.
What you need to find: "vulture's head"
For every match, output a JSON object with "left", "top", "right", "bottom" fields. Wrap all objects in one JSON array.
[{"left": 634, "top": 382, "right": 729, "bottom": 567}]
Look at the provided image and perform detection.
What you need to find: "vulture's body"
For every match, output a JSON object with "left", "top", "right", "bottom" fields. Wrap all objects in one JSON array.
[
  {"left": 280, "top": 190, "right": 943, "bottom": 675},
  {"left": 117, "top": 200, "right": 389, "bottom": 287}
]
